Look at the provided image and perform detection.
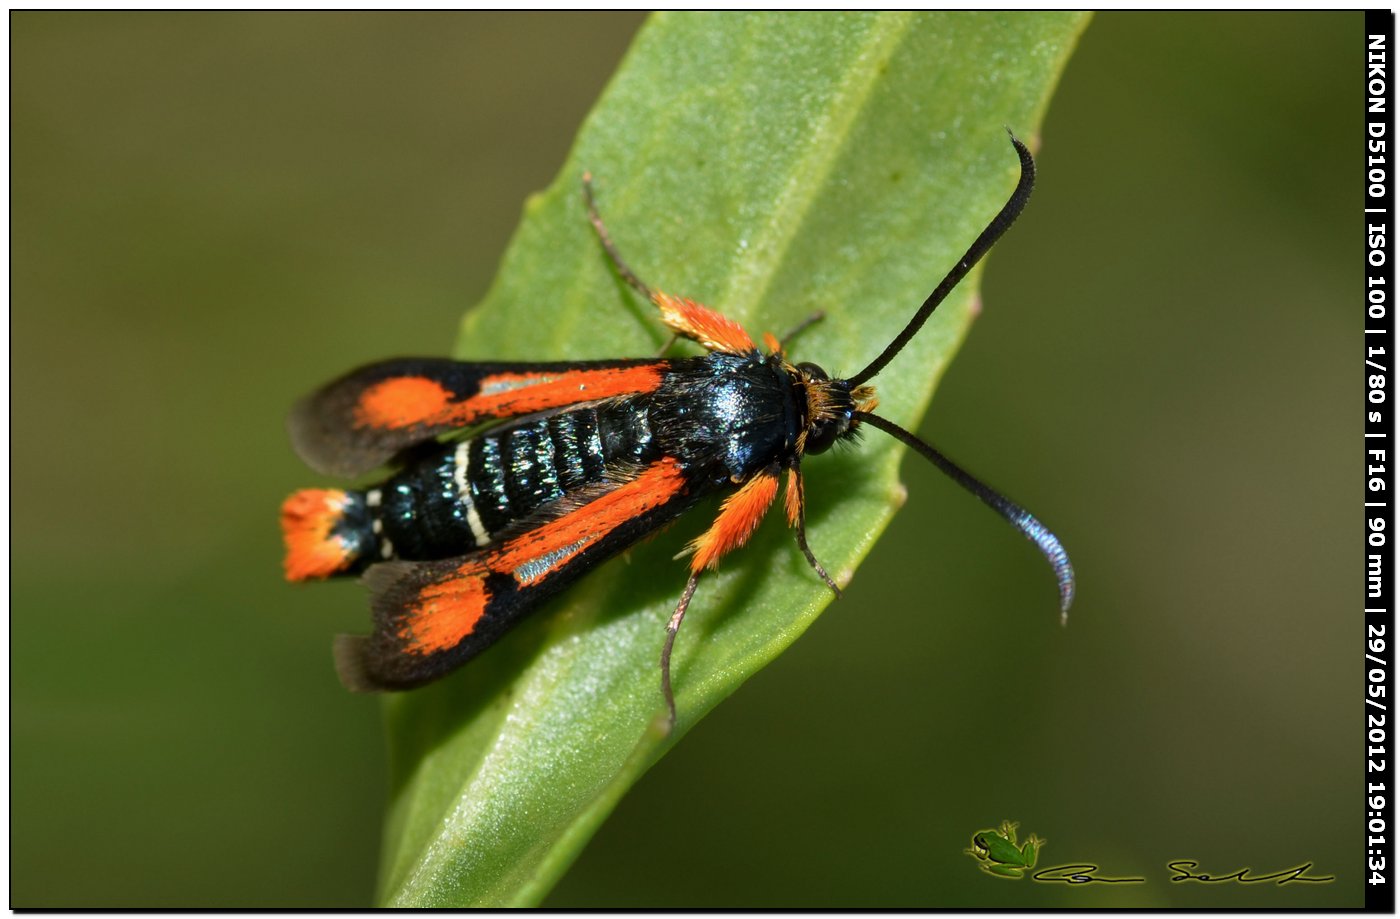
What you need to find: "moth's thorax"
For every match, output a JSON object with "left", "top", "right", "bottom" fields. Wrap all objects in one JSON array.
[{"left": 649, "top": 352, "right": 800, "bottom": 484}]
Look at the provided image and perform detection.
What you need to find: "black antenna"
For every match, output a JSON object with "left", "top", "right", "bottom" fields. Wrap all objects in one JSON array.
[
  {"left": 846, "top": 132, "right": 1036, "bottom": 388},
  {"left": 853, "top": 411, "right": 1075, "bottom": 624}
]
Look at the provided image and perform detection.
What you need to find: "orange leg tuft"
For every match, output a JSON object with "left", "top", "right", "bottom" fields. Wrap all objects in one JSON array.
[
  {"left": 784, "top": 464, "right": 841, "bottom": 598},
  {"left": 654, "top": 292, "right": 757, "bottom": 355},
  {"left": 688, "top": 465, "right": 780, "bottom": 573}
]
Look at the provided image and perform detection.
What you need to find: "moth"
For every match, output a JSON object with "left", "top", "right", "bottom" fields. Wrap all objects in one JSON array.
[{"left": 281, "top": 134, "right": 1074, "bottom": 727}]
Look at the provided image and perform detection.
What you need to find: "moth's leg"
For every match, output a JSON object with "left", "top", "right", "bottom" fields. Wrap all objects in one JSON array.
[
  {"left": 659, "top": 572, "right": 700, "bottom": 733},
  {"left": 660, "top": 465, "right": 782, "bottom": 730},
  {"left": 777, "top": 310, "right": 826, "bottom": 351},
  {"left": 785, "top": 463, "right": 840, "bottom": 597},
  {"left": 582, "top": 172, "right": 657, "bottom": 301},
  {"left": 582, "top": 174, "right": 756, "bottom": 356}
]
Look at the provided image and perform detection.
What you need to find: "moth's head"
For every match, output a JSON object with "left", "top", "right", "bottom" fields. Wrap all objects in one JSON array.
[{"left": 795, "top": 361, "right": 878, "bottom": 455}]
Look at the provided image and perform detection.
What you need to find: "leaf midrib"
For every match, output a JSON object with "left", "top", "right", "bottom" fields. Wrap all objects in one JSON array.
[
  {"left": 721, "top": 12, "right": 914, "bottom": 324},
  {"left": 390, "top": 14, "right": 919, "bottom": 906}
]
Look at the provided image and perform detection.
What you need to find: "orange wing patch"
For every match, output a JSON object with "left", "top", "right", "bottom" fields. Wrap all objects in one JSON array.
[
  {"left": 688, "top": 466, "right": 780, "bottom": 572},
  {"left": 400, "top": 571, "right": 489, "bottom": 655},
  {"left": 353, "top": 364, "right": 666, "bottom": 434},
  {"left": 472, "top": 365, "right": 665, "bottom": 421},
  {"left": 355, "top": 376, "right": 453, "bottom": 430},
  {"left": 654, "top": 292, "right": 756, "bottom": 355},
  {"left": 393, "top": 458, "right": 689, "bottom": 655},
  {"left": 492, "top": 458, "right": 685, "bottom": 582}
]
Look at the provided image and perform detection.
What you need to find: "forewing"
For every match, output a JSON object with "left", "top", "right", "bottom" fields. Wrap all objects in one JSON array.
[
  {"left": 335, "top": 457, "right": 703, "bottom": 690},
  {"left": 289, "top": 357, "right": 670, "bottom": 477}
]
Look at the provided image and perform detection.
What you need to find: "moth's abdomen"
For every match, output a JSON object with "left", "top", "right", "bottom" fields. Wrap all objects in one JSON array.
[{"left": 307, "top": 400, "right": 655, "bottom": 574}]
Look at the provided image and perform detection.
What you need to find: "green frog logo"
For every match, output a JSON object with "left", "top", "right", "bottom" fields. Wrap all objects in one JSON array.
[{"left": 966, "top": 820, "right": 1044, "bottom": 879}]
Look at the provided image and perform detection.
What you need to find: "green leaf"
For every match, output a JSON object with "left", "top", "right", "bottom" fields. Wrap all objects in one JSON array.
[{"left": 378, "top": 11, "right": 1088, "bottom": 907}]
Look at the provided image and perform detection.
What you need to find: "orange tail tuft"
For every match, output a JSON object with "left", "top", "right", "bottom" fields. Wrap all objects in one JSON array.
[{"left": 281, "top": 489, "right": 360, "bottom": 581}]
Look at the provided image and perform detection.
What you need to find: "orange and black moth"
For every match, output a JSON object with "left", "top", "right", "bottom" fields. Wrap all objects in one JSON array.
[{"left": 281, "top": 134, "right": 1075, "bottom": 727}]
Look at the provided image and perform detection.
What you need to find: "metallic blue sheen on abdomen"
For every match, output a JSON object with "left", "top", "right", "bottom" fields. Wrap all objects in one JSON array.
[{"left": 374, "top": 398, "right": 654, "bottom": 560}]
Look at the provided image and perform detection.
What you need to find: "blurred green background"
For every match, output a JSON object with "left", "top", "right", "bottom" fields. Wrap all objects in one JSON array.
[{"left": 12, "top": 11, "right": 1357, "bottom": 907}]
